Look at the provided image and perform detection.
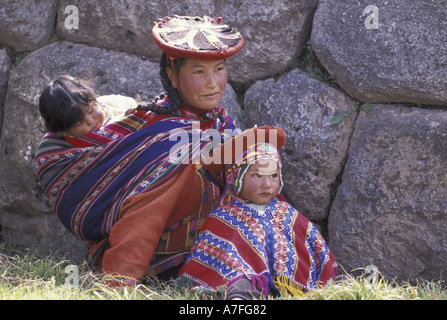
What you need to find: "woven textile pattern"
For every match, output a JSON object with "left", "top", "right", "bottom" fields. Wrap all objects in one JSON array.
[
  {"left": 180, "top": 197, "right": 338, "bottom": 293},
  {"left": 35, "top": 105, "right": 236, "bottom": 242}
]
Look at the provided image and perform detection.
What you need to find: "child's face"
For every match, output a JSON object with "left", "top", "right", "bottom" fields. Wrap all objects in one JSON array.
[
  {"left": 62, "top": 102, "right": 105, "bottom": 137},
  {"left": 239, "top": 159, "right": 281, "bottom": 205}
]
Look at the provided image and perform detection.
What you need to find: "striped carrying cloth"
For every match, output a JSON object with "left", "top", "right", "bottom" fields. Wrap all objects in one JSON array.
[{"left": 35, "top": 104, "right": 237, "bottom": 270}]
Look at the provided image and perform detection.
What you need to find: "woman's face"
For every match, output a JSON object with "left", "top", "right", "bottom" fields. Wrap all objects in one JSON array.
[{"left": 167, "top": 58, "right": 228, "bottom": 111}]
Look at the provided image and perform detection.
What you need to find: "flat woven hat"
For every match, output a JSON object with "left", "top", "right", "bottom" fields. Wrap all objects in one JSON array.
[{"left": 152, "top": 15, "right": 245, "bottom": 60}]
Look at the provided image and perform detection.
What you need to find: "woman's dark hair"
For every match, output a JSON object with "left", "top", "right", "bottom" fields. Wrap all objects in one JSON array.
[
  {"left": 137, "top": 52, "right": 186, "bottom": 114},
  {"left": 39, "top": 75, "right": 97, "bottom": 133}
]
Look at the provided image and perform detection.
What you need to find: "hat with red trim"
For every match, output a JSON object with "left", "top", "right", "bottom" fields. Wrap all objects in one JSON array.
[
  {"left": 152, "top": 15, "right": 245, "bottom": 60},
  {"left": 202, "top": 126, "right": 286, "bottom": 173}
]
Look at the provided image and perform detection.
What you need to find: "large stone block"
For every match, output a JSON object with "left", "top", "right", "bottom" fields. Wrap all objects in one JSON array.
[
  {"left": 0, "top": 0, "right": 58, "bottom": 52},
  {"left": 312, "top": 0, "right": 447, "bottom": 106},
  {"left": 329, "top": 104, "right": 447, "bottom": 282}
]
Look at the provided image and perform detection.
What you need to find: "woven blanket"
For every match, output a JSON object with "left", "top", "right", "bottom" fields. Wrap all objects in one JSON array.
[{"left": 35, "top": 106, "right": 236, "bottom": 242}]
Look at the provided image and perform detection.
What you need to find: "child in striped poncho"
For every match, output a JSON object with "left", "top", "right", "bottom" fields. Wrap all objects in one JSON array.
[{"left": 179, "top": 127, "right": 338, "bottom": 299}]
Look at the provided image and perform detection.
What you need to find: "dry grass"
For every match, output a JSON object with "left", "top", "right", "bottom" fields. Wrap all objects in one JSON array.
[{"left": 0, "top": 249, "right": 445, "bottom": 301}]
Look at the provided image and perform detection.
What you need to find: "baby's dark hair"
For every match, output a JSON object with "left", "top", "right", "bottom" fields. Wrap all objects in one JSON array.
[
  {"left": 137, "top": 52, "right": 186, "bottom": 114},
  {"left": 39, "top": 75, "right": 97, "bottom": 133}
]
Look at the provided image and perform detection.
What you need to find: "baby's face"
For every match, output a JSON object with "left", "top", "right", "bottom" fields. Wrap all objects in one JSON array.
[
  {"left": 62, "top": 102, "right": 105, "bottom": 138},
  {"left": 239, "top": 159, "right": 280, "bottom": 205}
]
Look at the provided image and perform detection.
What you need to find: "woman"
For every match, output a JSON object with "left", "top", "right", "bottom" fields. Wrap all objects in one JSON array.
[{"left": 35, "top": 15, "right": 245, "bottom": 284}]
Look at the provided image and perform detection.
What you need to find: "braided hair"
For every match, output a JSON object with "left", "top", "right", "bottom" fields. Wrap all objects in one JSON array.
[{"left": 137, "top": 52, "right": 186, "bottom": 114}]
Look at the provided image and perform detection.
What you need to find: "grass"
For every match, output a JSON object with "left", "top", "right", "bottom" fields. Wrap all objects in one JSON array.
[{"left": 0, "top": 249, "right": 445, "bottom": 301}]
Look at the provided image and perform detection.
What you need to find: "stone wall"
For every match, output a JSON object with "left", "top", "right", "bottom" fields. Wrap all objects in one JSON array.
[{"left": 0, "top": 0, "right": 445, "bottom": 284}]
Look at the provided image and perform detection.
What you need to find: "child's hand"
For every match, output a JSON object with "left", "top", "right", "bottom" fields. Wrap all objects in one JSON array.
[{"left": 124, "top": 107, "right": 137, "bottom": 116}]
